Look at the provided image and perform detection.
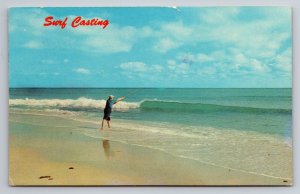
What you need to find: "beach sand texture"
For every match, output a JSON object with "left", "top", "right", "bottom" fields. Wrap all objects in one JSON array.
[{"left": 9, "top": 111, "right": 292, "bottom": 186}]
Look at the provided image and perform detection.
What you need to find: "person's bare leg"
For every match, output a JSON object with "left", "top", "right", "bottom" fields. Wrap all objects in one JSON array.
[
  {"left": 107, "top": 120, "right": 111, "bottom": 128},
  {"left": 101, "top": 119, "right": 105, "bottom": 130}
]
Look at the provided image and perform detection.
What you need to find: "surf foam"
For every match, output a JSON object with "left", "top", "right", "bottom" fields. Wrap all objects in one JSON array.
[{"left": 9, "top": 97, "right": 140, "bottom": 111}]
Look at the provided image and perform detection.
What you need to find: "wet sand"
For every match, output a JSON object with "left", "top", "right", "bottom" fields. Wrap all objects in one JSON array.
[{"left": 9, "top": 111, "right": 292, "bottom": 186}]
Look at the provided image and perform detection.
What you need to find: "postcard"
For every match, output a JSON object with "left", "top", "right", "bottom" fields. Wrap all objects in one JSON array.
[{"left": 8, "top": 7, "right": 292, "bottom": 186}]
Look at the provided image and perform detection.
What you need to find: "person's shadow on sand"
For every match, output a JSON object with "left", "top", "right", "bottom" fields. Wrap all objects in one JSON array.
[{"left": 102, "top": 139, "right": 111, "bottom": 159}]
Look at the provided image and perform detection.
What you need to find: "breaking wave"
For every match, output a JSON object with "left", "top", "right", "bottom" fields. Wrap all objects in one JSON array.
[
  {"left": 9, "top": 97, "right": 139, "bottom": 112},
  {"left": 9, "top": 98, "right": 291, "bottom": 114}
]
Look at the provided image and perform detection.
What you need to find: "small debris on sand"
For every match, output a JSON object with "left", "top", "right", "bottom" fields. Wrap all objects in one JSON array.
[
  {"left": 69, "top": 167, "right": 74, "bottom": 170},
  {"left": 39, "top": 176, "right": 51, "bottom": 179},
  {"left": 39, "top": 175, "right": 53, "bottom": 180}
]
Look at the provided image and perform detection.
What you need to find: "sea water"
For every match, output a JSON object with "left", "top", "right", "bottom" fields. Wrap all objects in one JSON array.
[
  {"left": 9, "top": 88, "right": 292, "bottom": 137},
  {"left": 9, "top": 88, "right": 292, "bottom": 179}
]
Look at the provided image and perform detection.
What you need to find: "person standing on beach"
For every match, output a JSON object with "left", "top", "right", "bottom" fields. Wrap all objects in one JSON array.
[{"left": 101, "top": 95, "right": 125, "bottom": 130}]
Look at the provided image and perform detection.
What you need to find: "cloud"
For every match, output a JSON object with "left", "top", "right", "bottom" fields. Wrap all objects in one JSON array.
[
  {"left": 152, "top": 65, "right": 163, "bottom": 73},
  {"left": 234, "top": 53, "right": 248, "bottom": 64},
  {"left": 22, "top": 41, "right": 43, "bottom": 49},
  {"left": 156, "top": 7, "right": 290, "bottom": 59},
  {"left": 275, "top": 48, "right": 292, "bottom": 72},
  {"left": 10, "top": 10, "right": 146, "bottom": 54},
  {"left": 79, "top": 25, "right": 139, "bottom": 53},
  {"left": 197, "top": 8, "right": 291, "bottom": 60},
  {"left": 199, "top": 7, "right": 240, "bottom": 25},
  {"left": 9, "top": 8, "right": 51, "bottom": 36},
  {"left": 119, "top": 61, "right": 165, "bottom": 80},
  {"left": 41, "top": 59, "right": 55, "bottom": 64},
  {"left": 197, "top": 54, "right": 215, "bottom": 63},
  {"left": 13, "top": 7, "right": 291, "bottom": 62},
  {"left": 197, "top": 67, "right": 217, "bottom": 76},
  {"left": 9, "top": 7, "right": 292, "bottom": 88},
  {"left": 250, "top": 59, "right": 270, "bottom": 73},
  {"left": 153, "top": 21, "right": 192, "bottom": 53},
  {"left": 74, "top": 68, "right": 90, "bottom": 74},
  {"left": 153, "top": 38, "right": 181, "bottom": 53},
  {"left": 167, "top": 60, "right": 190, "bottom": 74},
  {"left": 153, "top": 7, "right": 292, "bottom": 82},
  {"left": 120, "top": 62, "right": 147, "bottom": 72},
  {"left": 66, "top": 19, "right": 156, "bottom": 54},
  {"left": 120, "top": 62, "right": 164, "bottom": 73}
]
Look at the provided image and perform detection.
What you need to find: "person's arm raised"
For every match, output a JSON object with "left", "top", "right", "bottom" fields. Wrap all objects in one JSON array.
[{"left": 114, "top": 96, "right": 125, "bottom": 104}]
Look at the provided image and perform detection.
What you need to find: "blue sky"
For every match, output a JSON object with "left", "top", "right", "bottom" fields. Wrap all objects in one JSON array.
[{"left": 9, "top": 7, "right": 292, "bottom": 88}]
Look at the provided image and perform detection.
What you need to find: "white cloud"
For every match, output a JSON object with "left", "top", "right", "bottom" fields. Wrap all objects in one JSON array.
[
  {"left": 120, "top": 62, "right": 164, "bottom": 73},
  {"left": 153, "top": 21, "right": 193, "bottom": 53},
  {"left": 41, "top": 59, "right": 55, "bottom": 64},
  {"left": 74, "top": 68, "right": 90, "bottom": 74},
  {"left": 68, "top": 23, "right": 153, "bottom": 54},
  {"left": 13, "top": 7, "right": 291, "bottom": 65},
  {"left": 119, "top": 62, "right": 164, "bottom": 80},
  {"left": 167, "top": 60, "right": 177, "bottom": 70},
  {"left": 177, "top": 51, "right": 227, "bottom": 65},
  {"left": 84, "top": 37, "right": 133, "bottom": 53},
  {"left": 161, "top": 21, "right": 192, "bottom": 40},
  {"left": 11, "top": 7, "right": 291, "bottom": 85},
  {"left": 152, "top": 7, "right": 292, "bottom": 65},
  {"left": 11, "top": 10, "right": 147, "bottom": 54},
  {"left": 275, "top": 48, "right": 292, "bottom": 72},
  {"left": 197, "top": 54, "right": 215, "bottom": 63},
  {"left": 177, "top": 63, "right": 190, "bottom": 74},
  {"left": 204, "top": 14, "right": 290, "bottom": 60},
  {"left": 167, "top": 60, "right": 190, "bottom": 74},
  {"left": 120, "top": 62, "right": 147, "bottom": 72},
  {"left": 177, "top": 53, "right": 196, "bottom": 64},
  {"left": 152, "top": 65, "right": 163, "bottom": 73},
  {"left": 141, "top": 26, "right": 156, "bottom": 37},
  {"left": 197, "top": 67, "right": 217, "bottom": 76},
  {"left": 153, "top": 38, "right": 181, "bottom": 53},
  {"left": 234, "top": 53, "right": 248, "bottom": 64},
  {"left": 199, "top": 7, "right": 240, "bottom": 25},
  {"left": 10, "top": 8, "right": 52, "bottom": 36},
  {"left": 250, "top": 59, "right": 270, "bottom": 73},
  {"left": 79, "top": 25, "right": 139, "bottom": 53},
  {"left": 22, "top": 41, "right": 43, "bottom": 49}
]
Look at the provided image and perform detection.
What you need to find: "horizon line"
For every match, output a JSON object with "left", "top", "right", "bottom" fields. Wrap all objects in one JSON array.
[{"left": 9, "top": 87, "right": 292, "bottom": 89}]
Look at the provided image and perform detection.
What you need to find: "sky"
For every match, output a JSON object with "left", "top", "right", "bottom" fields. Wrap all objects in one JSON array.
[{"left": 9, "top": 7, "right": 292, "bottom": 88}]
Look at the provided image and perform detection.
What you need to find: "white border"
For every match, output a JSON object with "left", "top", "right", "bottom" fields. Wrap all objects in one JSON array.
[{"left": 1, "top": 0, "right": 298, "bottom": 194}]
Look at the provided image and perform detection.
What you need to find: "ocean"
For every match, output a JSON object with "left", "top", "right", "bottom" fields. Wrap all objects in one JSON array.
[{"left": 9, "top": 88, "right": 292, "bottom": 179}]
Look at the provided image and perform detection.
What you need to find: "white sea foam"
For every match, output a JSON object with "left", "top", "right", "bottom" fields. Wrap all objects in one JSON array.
[
  {"left": 9, "top": 97, "right": 140, "bottom": 111},
  {"left": 71, "top": 117, "right": 292, "bottom": 180}
]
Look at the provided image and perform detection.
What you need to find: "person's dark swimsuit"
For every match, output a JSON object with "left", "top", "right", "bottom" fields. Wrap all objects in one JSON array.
[{"left": 103, "top": 99, "right": 114, "bottom": 121}]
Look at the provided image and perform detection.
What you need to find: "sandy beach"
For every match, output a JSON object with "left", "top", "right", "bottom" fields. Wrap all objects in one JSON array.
[{"left": 9, "top": 110, "right": 292, "bottom": 186}]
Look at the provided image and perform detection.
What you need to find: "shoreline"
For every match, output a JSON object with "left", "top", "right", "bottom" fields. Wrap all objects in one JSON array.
[{"left": 9, "top": 111, "right": 292, "bottom": 186}]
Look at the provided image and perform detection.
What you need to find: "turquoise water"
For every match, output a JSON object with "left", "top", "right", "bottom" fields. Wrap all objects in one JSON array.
[{"left": 9, "top": 88, "right": 292, "bottom": 138}]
